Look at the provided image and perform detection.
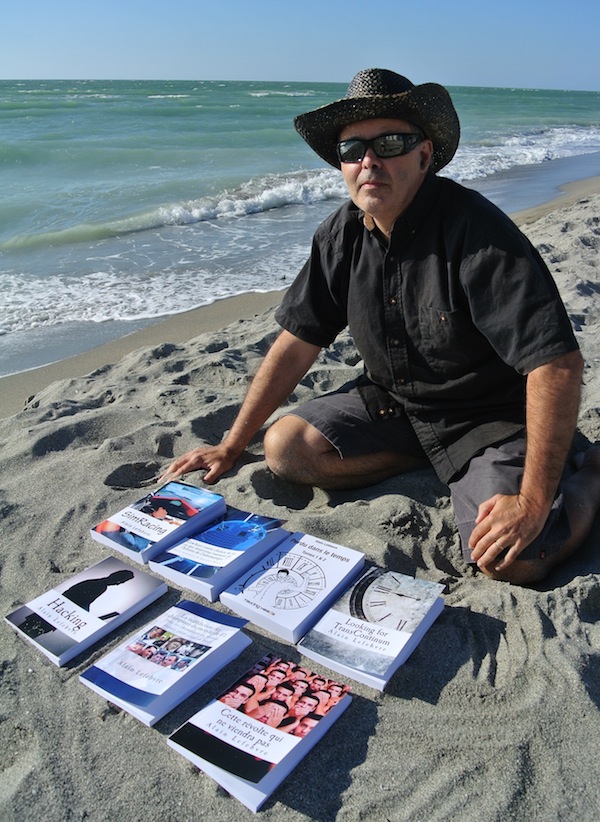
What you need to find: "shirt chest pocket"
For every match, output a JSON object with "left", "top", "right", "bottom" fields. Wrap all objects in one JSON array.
[{"left": 418, "top": 306, "right": 474, "bottom": 372}]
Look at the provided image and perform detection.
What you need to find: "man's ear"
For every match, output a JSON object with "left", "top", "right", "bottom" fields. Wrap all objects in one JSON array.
[{"left": 420, "top": 140, "right": 433, "bottom": 171}]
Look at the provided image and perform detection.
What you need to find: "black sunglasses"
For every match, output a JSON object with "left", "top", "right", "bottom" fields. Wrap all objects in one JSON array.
[{"left": 336, "top": 132, "right": 424, "bottom": 164}]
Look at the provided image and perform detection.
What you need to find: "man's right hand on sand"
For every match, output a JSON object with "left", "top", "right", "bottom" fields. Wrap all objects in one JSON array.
[{"left": 159, "top": 443, "right": 240, "bottom": 485}]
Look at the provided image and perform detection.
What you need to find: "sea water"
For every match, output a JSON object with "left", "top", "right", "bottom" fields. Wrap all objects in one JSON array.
[{"left": 1, "top": 79, "right": 599, "bottom": 376}]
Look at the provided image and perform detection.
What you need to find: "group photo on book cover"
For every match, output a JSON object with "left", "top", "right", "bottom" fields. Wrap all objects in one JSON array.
[
  {"left": 168, "top": 652, "right": 352, "bottom": 810},
  {"left": 80, "top": 601, "right": 250, "bottom": 725}
]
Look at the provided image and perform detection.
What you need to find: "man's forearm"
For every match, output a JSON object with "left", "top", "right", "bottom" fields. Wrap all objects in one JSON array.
[
  {"left": 223, "top": 330, "right": 321, "bottom": 455},
  {"left": 519, "top": 350, "right": 584, "bottom": 516}
]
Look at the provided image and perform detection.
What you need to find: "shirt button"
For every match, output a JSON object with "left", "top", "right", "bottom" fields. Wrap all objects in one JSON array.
[
  {"left": 397, "top": 378, "right": 406, "bottom": 385},
  {"left": 389, "top": 297, "right": 397, "bottom": 306},
  {"left": 377, "top": 408, "right": 387, "bottom": 417},
  {"left": 391, "top": 338, "right": 400, "bottom": 346}
]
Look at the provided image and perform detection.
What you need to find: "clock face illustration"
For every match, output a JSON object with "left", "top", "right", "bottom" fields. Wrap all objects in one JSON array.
[
  {"left": 349, "top": 568, "right": 421, "bottom": 631},
  {"left": 241, "top": 551, "right": 326, "bottom": 610}
]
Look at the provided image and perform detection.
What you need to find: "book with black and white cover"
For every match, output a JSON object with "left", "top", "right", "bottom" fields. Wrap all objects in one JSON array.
[
  {"left": 90, "top": 480, "right": 226, "bottom": 564},
  {"left": 148, "top": 507, "right": 289, "bottom": 602},
  {"left": 219, "top": 532, "right": 364, "bottom": 643},
  {"left": 4, "top": 556, "right": 167, "bottom": 667},
  {"left": 79, "top": 600, "right": 251, "bottom": 726},
  {"left": 297, "top": 565, "right": 445, "bottom": 690},
  {"left": 168, "top": 652, "right": 352, "bottom": 813}
]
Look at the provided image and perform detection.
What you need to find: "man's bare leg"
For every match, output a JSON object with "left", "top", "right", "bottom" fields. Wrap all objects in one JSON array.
[
  {"left": 483, "top": 445, "right": 600, "bottom": 584},
  {"left": 264, "top": 414, "right": 427, "bottom": 490}
]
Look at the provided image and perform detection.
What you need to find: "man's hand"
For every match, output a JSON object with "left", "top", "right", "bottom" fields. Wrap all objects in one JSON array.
[
  {"left": 159, "top": 443, "right": 240, "bottom": 486},
  {"left": 158, "top": 331, "right": 322, "bottom": 488},
  {"left": 469, "top": 351, "right": 583, "bottom": 575},
  {"left": 468, "top": 492, "right": 550, "bottom": 572}
]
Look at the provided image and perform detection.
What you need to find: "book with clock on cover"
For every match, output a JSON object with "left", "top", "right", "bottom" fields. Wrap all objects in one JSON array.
[
  {"left": 297, "top": 564, "right": 445, "bottom": 690},
  {"left": 90, "top": 480, "right": 226, "bottom": 564},
  {"left": 219, "top": 532, "right": 364, "bottom": 643},
  {"left": 79, "top": 600, "right": 251, "bottom": 726},
  {"left": 148, "top": 507, "right": 289, "bottom": 602},
  {"left": 167, "top": 652, "right": 352, "bottom": 813},
  {"left": 4, "top": 556, "right": 167, "bottom": 667}
]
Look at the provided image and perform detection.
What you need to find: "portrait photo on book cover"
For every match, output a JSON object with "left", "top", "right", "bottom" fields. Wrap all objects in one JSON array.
[{"left": 6, "top": 556, "right": 157, "bottom": 656}]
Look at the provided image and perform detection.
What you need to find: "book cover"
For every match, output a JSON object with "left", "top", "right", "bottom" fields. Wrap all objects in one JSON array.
[
  {"left": 148, "top": 507, "right": 288, "bottom": 602},
  {"left": 79, "top": 600, "right": 251, "bottom": 726},
  {"left": 219, "top": 532, "right": 364, "bottom": 643},
  {"left": 90, "top": 480, "right": 226, "bottom": 563},
  {"left": 4, "top": 556, "right": 167, "bottom": 666},
  {"left": 168, "top": 652, "right": 351, "bottom": 813},
  {"left": 298, "top": 565, "right": 445, "bottom": 690}
]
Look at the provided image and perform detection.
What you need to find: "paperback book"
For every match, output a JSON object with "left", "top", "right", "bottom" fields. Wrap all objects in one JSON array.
[
  {"left": 148, "top": 507, "right": 288, "bottom": 602},
  {"left": 168, "top": 652, "right": 351, "bottom": 812},
  {"left": 219, "top": 532, "right": 364, "bottom": 643},
  {"left": 4, "top": 556, "right": 167, "bottom": 666},
  {"left": 80, "top": 600, "right": 251, "bottom": 726},
  {"left": 90, "top": 480, "right": 226, "bottom": 563},
  {"left": 298, "top": 565, "right": 445, "bottom": 690}
]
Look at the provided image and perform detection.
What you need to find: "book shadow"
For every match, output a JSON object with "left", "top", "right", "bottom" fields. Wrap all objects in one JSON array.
[
  {"left": 271, "top": 694, "right": 377, "bottom": 820},
  {"left": 384, "top": 606, "right": 506, "bottom": 704}
]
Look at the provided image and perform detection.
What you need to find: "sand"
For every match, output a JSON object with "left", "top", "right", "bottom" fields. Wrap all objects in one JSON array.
[{"left": 1, "top": 179, "right": 600, "bottom": 821}]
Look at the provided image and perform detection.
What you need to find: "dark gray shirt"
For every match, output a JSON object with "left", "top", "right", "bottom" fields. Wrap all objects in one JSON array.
[{"left": 275, "top": 174, "right": 578, "bottom": 483}]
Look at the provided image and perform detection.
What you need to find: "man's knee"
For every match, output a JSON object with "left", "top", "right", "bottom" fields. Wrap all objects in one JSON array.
[
  {"left": 479, "top": 558, "right": 550, "bottom": 586},
  {"left": 264, "top": 415, "right": 333, "bottom": 480}
]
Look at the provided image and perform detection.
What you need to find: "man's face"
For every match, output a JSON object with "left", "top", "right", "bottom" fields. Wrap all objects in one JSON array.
[
  {"left": 222, "top": 685, "right": 253, "bottom": 708},
  {"left": 266, "top": 669, "right": 286, "bottom": 687},
  {"left": 292, "top": 717, "right": 319, "bottom": 738},
  {"left": 272, "top": 685, "right": 293, "bottom": 703},
  {"left": 294, "top": 695, "right": 319, "bottom": 716},
  {"left": 338, "top": 117, "right": 432, "bottom": 235},
  {"left": 248, "top": 701, "right": 286, "bottom": 726}
]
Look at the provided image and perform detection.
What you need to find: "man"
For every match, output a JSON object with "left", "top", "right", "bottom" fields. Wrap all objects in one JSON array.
[
  {"left": 162, "top": 69, "right": 600, "bottom": 585},
  {"left": 290, "top": 713, "right": 321, "bottom": 739},
  {"left": 219, "top": 682, "right": 256, "bottom": 710},
  {"left": 278, "top": 693, "right": 321, "bottom": 732}
]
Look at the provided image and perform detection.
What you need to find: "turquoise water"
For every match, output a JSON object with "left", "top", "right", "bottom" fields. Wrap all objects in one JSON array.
[{"left": 1, "top": 79, "right": 599, "bottom": 375}]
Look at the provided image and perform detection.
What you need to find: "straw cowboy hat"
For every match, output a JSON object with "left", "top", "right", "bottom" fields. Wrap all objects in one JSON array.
[{"left": 294, "top": 68, "right": 460, "bottom": 174}]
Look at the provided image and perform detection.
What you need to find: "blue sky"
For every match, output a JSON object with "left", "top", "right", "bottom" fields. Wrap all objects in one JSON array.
[{"left": 2, "top": 0, "right": 599, "bottom": 91}]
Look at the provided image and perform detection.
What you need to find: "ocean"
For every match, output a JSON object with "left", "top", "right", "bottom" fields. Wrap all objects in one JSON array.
[{"left": 1, "top": 79, "right": 600, "bottom": 377}]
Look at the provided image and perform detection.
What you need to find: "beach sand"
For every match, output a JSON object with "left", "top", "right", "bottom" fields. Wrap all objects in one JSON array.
[{"left": 1, "top": 178, "right": 600, "bottom": 821}]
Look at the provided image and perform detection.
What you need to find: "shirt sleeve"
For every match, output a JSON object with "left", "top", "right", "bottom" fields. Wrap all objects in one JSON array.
[
  {"left": 275, "top": 211, "right": 352, "bottom": 348},
  {"left": 459, "top": 211, "right": 579, "bottom": 375}
]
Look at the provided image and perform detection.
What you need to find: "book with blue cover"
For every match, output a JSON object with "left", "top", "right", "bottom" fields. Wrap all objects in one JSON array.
[
  {"left": 148, "top": 506, "right": 288, "bottom": 601},
  {"left": 90, "top": 480, "right": 226, "bottom": 563},
  {"left": 79, "top": 600, "right": 251, "bottom": 726}
]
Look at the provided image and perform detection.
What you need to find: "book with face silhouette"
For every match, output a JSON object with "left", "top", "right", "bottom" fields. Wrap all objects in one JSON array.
[{"left": 5, "top": 556, "right": 167, "bottom": 666}]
